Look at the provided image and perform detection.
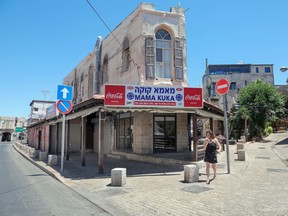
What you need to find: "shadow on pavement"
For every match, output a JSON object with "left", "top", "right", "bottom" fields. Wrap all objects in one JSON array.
[
  {"left": 49, "top": 153, "right": 184, "bottom": 180},
  {"left": 276, "top": 138, "right": 288, "bottom": 145}
]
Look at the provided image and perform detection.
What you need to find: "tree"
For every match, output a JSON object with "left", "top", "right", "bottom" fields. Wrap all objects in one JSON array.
[{"left": 232, "top": 80, "right": 285, "bottom": 139}]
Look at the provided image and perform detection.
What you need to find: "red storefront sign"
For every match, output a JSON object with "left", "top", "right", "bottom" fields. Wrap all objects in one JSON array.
[
  {"left": 105, "top": 85, "right": 203, "bottom": 109},
  {"left": 184, "top": 87, "right": 203, "bottom": 108},
  {"left": 104, "top": 85, "right": 125, "bottom": 106}
]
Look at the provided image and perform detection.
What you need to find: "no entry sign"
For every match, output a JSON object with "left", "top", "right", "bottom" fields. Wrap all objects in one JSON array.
[{"left": 216, "top": 79, "right": 230, "bottom": 95}]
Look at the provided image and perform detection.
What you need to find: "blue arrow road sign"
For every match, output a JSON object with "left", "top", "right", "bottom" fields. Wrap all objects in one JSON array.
[
  {"left": 56, "top": 100, "right": 73, "bottom": 114},
  {"left": 57, "top": 85, "right": 73, "bottom": 101}
]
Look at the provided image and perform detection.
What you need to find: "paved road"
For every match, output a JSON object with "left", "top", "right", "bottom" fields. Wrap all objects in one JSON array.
[
  {"left": 12, "top": 131, "right": 288, "bottom": 216},
  {"left": 0, "top": 142, "right": 111, "bottom": 216}
]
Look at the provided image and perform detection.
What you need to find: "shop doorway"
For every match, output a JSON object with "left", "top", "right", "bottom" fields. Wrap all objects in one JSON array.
[
  {"left": 115, "top": 113, "right": 133, "bottom": 151},
  {"left": 153, "top": 113, "right": 176, "bottom": 153}
]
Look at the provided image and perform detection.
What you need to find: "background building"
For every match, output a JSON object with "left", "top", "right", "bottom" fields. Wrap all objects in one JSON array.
[
  {"left": 203, "top": 63, "right": 274, "bottom": 110},
  {"left": 28, "top": 100, "right": 55, "bottom": 125},
  {"left": 0, "top": 116, "right": 27, "bottom": 142}
]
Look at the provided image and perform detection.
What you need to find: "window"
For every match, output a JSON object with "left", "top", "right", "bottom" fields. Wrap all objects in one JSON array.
[
  {"left": 265, "top": 67, "right": 271, "bottom": 73},
  {"left": 122, "top": 37, "right": 130, "bottom": 72},
  {"left": 230, "top": 82, "right": 236, "bottom": 90},
  {"left": 100, "top": 55, "right": 108, "bottom": 85},
  {"left": 211, "top": 82, "right": 216, "bottom": 96},
  {"left": 245, "top": 80, "right": 248, "bottom": 86},
  {"left": 155, "top": 29, "right": 171, "bottom": 78},
  {"left": 88, "top": 64, "right": 93, "bottom": 98},
  {"left": 34, "top": 107, "right": 39, "bottom": 112},
  {"left": 256, "top": 67, "right": 259, "bottom": 73}
]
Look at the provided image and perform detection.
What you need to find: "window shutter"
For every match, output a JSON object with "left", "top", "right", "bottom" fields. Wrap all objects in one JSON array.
[
  {"left": 174, "top": 39, "right": 183, "bottom": 80},
  {"left": 145, "top": 37, "right": 155, "bottom": 79}
]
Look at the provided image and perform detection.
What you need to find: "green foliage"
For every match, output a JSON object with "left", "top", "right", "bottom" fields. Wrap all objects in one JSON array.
[{"left": 230, "top": 80, "right": 285, "bottom": 139}]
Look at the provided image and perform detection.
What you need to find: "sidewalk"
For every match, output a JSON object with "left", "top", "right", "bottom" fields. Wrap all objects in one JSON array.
[{"left": 14, "top": 132, "right": 288, "bottom": 216}]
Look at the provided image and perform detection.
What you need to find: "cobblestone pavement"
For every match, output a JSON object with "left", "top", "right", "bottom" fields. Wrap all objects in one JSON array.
[{"left": 14, "top": 132, "right": 288, "bottom": 216}]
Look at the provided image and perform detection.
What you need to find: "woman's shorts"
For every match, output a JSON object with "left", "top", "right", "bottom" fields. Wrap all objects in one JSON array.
[{"left": 204, "top": 153, "right": 218, "bottom": 163}]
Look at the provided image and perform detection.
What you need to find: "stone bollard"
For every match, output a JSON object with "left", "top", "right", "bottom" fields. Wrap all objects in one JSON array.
[
  {"left": 29, "top": 148, "right": 35, "bottom": 157},
  {"left": 111, "top": 168, "right": 127, "bottom": 186},
  {"left": 34, "top": 150, "right": 40, "bottom": 159},
  {"left": 39, "top": 151, "right": 48, "bottom": 162},
  {"left": 237, "top": 143, "right": 244, "bottom": 150},
  {"left": 238, "top": 150, "right": 245, "bottom": 161},
  {"left": 48, "top": 155, "right": 58, "bottom": 166},
  {"left": 238, "top": 139, "right": 245, "bottom": 144},
  {"left": 184, "top": 164, "right": 199, "bottom": 183}
]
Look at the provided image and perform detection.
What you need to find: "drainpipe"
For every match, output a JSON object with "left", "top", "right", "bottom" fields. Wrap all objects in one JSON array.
[{"left": 94, "top": 36, "right": 102, "bottom": 94}]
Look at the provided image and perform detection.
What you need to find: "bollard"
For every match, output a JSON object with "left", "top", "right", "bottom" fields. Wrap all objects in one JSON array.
[
  {"left": 237, "top": 150, "right": 245, "bottom": 161},
  {"left": 39, "top": 151, "right": 48, "bottom": 161},
  {"left": 184, "top": 164, "right": 199, "bottom": 183},
  {"left": 48, "top": 155, "right": 58, "bottom": 166},
  {"left": 111, "top": 168, "right": 127, "bottom": 186}
]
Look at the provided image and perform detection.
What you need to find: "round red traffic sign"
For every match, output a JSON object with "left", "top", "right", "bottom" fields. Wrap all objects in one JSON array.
[{"left": 215, "top": 79, "right": 230, "bottom": 95}]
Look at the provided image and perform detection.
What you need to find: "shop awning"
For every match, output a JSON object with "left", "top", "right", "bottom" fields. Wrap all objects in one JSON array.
[
  {"left": 66, "top": 106, "right": 100, "bottom": 120},
  {"left": 104, "top": 106, "right": 224, "bottom": 120},
  {"left": 195, "top": 109, "right": 224, "bottom": 120}
]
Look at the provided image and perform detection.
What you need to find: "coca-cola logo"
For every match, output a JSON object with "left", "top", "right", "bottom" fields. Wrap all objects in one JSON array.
[
  {"left": 185, "top": 95, "right": 201, "bottom": 100},
  {"left": 106, "top": 93, "right": 123, "bottom": 99}
]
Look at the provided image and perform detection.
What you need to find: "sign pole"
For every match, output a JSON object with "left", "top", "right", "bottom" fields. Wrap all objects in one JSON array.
[
  {"left": 61, "top": 114, "right": 66, "bottom": 173},
  {"left": 223, "top": 94, "right": 230, "bottom": 174}
]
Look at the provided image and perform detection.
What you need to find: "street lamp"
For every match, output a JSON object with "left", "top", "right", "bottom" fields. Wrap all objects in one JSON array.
[{"left": 280, "top": 66, "right": 288, "bottom": 72}]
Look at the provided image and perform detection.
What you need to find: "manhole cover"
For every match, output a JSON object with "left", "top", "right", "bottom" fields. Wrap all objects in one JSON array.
[
  {"left": 97, "top": 188, "right": 127, "bottom": 198},
  {"left": 258, "top": 147, "right": 266, "bottom": 149},
  {"left": 181, "top": 185, "right": 212, "bottom": 194},
  {"left": 255, "top": 156, "right": 270, "bottom": 159},
  {"left": 267, "top": 168, "right": 288, "bottom": 173}
]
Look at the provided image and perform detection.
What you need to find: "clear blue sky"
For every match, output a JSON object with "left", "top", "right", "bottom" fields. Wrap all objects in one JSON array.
[{"left": 1, "top": 0, "right": 288, "bottom": 118}]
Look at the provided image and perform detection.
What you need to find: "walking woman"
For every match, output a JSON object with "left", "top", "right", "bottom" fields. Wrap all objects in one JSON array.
[{"left": 203, "top": 130, "right": 222, "bottom": 184}]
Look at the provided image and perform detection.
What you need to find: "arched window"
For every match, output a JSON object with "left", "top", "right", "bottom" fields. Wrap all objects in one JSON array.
[
  {"left": 122, "top": 37, "right": 130, "bottom": 72},
  {"left": 100, "top": 55, "right": 108, "bottom": 85},
  {"left": 88, "top": 64, "right": 94, "bottom": 98},
  {"left": 155, "top": 29, "right": 171, "bottom": 78}
]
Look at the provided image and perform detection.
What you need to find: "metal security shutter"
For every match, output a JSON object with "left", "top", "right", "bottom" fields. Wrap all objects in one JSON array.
[
  {"left": 174, "top": 39, "right": 183, "bottom": 80},
  {"left": 145, "top": 36, "right": 155, "bottom": 79}
]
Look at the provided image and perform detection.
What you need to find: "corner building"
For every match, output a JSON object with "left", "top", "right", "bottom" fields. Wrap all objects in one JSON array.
[{"left": 63, "top": 3, "right": 190, "bottom": 155}]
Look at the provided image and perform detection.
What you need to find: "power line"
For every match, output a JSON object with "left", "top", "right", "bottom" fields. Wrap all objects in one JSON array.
[
  {"left": 86, "top": 0, "right": 141, "bottom": 83},
  {"left": 86, "top": 0, "right": 121, "bottom": 46}
]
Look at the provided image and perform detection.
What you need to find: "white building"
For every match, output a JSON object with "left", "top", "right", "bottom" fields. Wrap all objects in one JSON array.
[{"left": 28, "top": 100, "right": 56, "bottom": 125}]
